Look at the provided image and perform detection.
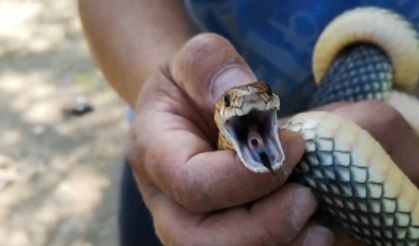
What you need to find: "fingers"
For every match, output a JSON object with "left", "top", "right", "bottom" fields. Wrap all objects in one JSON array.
[
  {"left": 170, "top": 33, "right": 257, "bottom": 117},
  {"left": 144, "top": 129, "right": 305, "bottom": 212},
  {"left": 288, "top": 224, "right": 335, "bottom": 246},
  {"left": 149, "top": 183, "right": 322, "bottom": 246},
  {"left": 129, "top": 33, "right": 306, "bottom": 213},
  {"left": 330, "top": 100, "right": 419, "bottom": 185}
]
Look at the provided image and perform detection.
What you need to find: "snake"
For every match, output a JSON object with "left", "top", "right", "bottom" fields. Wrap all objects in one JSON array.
[{"left": 214, "top": 7, "right": 419, "bottom": 245}]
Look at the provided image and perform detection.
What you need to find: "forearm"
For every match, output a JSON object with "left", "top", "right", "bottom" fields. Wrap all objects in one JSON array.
[{"left": 78, "top": 0, "right": 192, "bottom": 106}]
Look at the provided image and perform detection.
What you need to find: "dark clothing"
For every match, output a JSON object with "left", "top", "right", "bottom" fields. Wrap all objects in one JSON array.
[{"left": 119, "top": 162, "right": 160, "bottom": 246}]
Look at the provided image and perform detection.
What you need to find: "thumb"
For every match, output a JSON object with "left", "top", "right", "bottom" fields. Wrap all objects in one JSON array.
[{"left": 170, "top": 33, "right": 257, "bottom": 117}]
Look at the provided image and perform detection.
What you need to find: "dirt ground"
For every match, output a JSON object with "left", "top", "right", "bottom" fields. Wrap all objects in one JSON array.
[{"left": 0, "top": 1, "right": 128, "bottom": 245}]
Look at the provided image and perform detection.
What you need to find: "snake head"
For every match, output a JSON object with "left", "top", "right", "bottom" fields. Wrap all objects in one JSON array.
[{"left": 214, "top": 81, "right": 284, "bottom": 173}]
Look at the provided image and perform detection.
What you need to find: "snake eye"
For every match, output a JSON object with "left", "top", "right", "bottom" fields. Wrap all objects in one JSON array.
[{"left": 223, "top": 94, "right": 231, "bottom": 107}]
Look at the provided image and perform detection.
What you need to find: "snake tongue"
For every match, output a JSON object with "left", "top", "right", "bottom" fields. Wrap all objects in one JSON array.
[
  {"left": 247, "top": 129, "right": 275, "bottom": 173},
  {"left": 225, "top": 109, "right": 285, "bottom": 173}
]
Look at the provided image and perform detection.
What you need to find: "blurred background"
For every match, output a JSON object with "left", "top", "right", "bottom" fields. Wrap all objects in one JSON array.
[{"left": 0, "top": 0, "right": 128, "bottom": 245}]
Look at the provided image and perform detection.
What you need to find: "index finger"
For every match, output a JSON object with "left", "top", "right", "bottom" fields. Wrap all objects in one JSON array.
[{"left": 148, "top": 183, "right": 324, "bottom": 246}]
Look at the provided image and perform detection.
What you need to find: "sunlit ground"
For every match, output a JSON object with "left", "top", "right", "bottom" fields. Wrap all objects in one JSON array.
[{"left": 0, "top": 1, "right": 128, "bottom": 245}]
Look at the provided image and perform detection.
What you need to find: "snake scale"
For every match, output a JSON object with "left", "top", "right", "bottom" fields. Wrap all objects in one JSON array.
[{"left": 214, "top": 7, "right": 419, "bottom": 245}]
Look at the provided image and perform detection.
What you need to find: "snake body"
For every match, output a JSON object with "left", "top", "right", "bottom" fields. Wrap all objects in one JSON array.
[{"left": 215, "top": 7, "right": 419, "bottom": 245}]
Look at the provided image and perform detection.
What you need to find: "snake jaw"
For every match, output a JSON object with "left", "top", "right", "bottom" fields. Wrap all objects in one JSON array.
[
  {"left": 215, "top": 82, "right": 283, "bottom": 173},
  {"left": 223, "top": 108, "right": 284, "bottom": 173}
]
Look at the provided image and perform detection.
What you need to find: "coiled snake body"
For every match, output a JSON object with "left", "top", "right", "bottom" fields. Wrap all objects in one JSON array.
[{"left": 215, "top": 7, "right": 419, "bottom": 245}]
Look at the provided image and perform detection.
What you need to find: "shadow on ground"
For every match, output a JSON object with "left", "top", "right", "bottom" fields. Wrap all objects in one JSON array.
[{"left": 0, "top": 1, "right": 129, "bottom": 245}]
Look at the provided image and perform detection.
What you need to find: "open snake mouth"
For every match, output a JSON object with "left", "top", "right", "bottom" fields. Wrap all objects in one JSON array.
[{"left": 224, "top": 109, "right": 284, "bottom": 173}]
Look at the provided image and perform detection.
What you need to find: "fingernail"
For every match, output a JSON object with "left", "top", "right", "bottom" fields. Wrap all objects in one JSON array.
[
  {"left": 304, "top": 226, "right": 335, "bottom": 246},
  {"left": 210, "top": 65, "right": 256, "bottom": 102},
  {"left": 289, "top": 187, "right": 317, "bottom": 230}
]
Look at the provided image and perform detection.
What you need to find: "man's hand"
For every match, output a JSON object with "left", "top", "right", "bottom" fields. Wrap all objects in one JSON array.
[
  {"left": 128, "top": 33, "right": 419, "bottom": 245},
  {"left": 316, "top": 101, "right": 419, "bottom": 246},
  {"left": 128, "top": 34, "right": 334, "bottom": 245},
  {"left": 327, "top": 101, "right": 419, "bottom": 185}
]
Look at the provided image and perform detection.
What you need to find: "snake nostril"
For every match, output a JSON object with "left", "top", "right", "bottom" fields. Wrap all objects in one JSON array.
[{"left": 223, "top": 94, "right": 231, "bottom": 107}]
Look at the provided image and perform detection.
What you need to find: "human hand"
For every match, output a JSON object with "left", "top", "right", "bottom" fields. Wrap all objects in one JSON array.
[
  {"left": 127, "top": 33, "right": 335, "bottom": 246},
  {"left": 324, "top": 101, "right": 419, "bottom": 185},
  {"left": 317, "top": 101, "right": 419, "bottom": 245}
]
